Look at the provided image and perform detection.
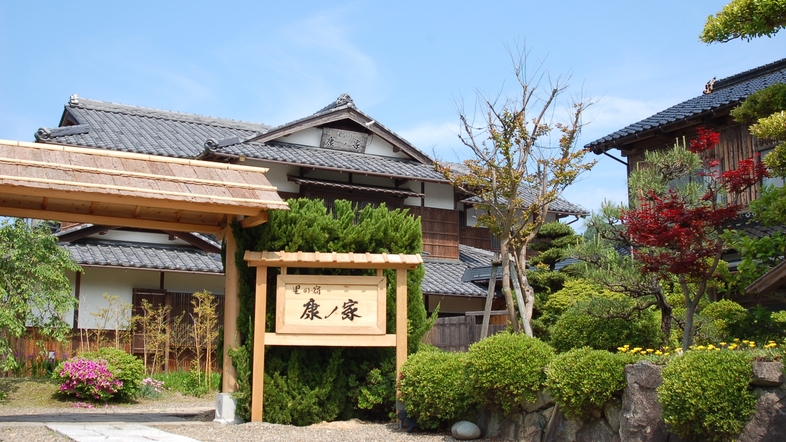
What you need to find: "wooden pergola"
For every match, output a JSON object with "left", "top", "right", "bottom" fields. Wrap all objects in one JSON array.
[{"left": 0, "top": 139, "right": 289, "bottom": 392}]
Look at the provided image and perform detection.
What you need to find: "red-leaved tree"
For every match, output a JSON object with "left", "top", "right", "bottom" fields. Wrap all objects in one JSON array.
[{"left": 622, "top": 128, "right": 767, "bottom": 350}]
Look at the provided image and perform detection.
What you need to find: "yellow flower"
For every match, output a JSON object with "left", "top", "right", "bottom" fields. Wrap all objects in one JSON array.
[
  {"left": 631, "top": 347, "right": 642, "bottom": 354},
  {"left": 655, "top": 350, "right": 663, "bottom": 355},
  {"left": 720, "top": 342, "right": 727, "bottom": 346},
  {"left": 734, "top": 338, "right": 740, "bottom": 342},
  {"left": 646, "top": 349, "right": 654, "bottom": 353},
  {"left": 707, "top": 345, "right": 716, "bottom": 350},
  {"left": 618, "top": 347, "right": 628, "bottom": 352}
]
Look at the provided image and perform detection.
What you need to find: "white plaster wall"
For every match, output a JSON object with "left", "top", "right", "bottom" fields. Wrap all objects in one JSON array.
[
  {"left": 423, "top": 182, "right": 455, "bottom": 210},
  {"left": 249, "top": 160, "right": 300, "bottom": 193},
  {"left": 73, "top": 267, "right": 224, "bottom": 329},
  {"left": 365, "top": 134, "right": 409, "bottom": 159},
  {"left": 272, "top": 127, "right": 322, "bottom": 147},
  {"left": 466, "top": 207, "right": 479, "bottom": 227},
  {"left": 75, "top": 267, "right": 158, "bottom": 329},
  {"left": 96, "top": 231, "right": 189, "bottom": 246}
]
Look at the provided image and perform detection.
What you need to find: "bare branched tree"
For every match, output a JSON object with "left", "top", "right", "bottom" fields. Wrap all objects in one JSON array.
[{"left": 439, "top": 46, "right": 596, "bottom": 334}]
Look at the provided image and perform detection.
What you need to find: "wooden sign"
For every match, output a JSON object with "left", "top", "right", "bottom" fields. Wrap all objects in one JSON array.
[
  {"left": 320, "top": 128, "right": 369, "bottom": 153},
  {"left": 276, "top": 274, "right": 386, "bottom": 335}
]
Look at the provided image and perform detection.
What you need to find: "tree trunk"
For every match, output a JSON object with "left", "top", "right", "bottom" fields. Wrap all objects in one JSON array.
[
  {"left": 652, "top": 281, "right": 672, "bottom": 344},
  {"left": 682, "top": 299, "right": 696, "bottom": 352},
  {"left": 514, "top": 245, "right": 535, "bottom": 336},
  {"left": 500, "top": 238, "right": 520, "bottom": 332}
]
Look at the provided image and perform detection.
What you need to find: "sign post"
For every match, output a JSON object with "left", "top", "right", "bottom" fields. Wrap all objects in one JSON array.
[{"left": 243, "top": 251, "right": 422, "bottom": 422}]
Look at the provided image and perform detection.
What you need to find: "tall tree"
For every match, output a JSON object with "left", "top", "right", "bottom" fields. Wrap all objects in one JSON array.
[
  {"left": 440, "top": 47, "right": 595, "bottom": 335},
  {"left": 0, "top": 219, "right": 81, "bottom": 370},
  {"left": 583, "top": 130, "right": 766, "bottom": 350}
]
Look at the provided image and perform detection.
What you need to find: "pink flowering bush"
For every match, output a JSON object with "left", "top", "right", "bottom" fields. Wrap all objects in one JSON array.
[{"left": 52, "top": 357, "right": 123, "bottom": 402}]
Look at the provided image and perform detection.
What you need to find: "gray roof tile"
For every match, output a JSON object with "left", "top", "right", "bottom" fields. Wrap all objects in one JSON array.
[
  {"left": 63, "top": 240, "right": 223, "bottom": 273},
  {"left": 422, "top": 244, "right": 497, "bottom": 297},
  {"left": 586, "top": 58, "right": 786, "bottom": 152}
]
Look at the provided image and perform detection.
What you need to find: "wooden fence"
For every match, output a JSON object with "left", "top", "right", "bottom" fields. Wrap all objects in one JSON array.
[{"left": 421, "top": 311, "right": 509, "bottom": 352}]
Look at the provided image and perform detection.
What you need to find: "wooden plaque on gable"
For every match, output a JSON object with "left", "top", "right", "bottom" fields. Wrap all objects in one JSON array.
[{"left": 320, "top": 128, "right": 368, "bottom": 153}]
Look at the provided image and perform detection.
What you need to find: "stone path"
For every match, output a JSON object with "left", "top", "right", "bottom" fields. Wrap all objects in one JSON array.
[{"left": 0, "top": 407, "right": 212, "bottom": 441}]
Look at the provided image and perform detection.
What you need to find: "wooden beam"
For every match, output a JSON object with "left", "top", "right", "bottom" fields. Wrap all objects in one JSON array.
[
  {"left": 251, "top": 266, "right": 268, "bottom": 422},
  {"left": 264, "top": 333, "right": 396, "bottom": 347},
  {"left": 244, "top": 251, "right": 422, "bottom": 269},
  {"left": 240, "top": 212, "right": 269, "bottom": 228},
  {"left": 0, "top": 206, "right": 224, "bottom": 234},
  {"left": 0, "top": 175, "right": 282, "bottom": 214},
  {"left": 222, "top": 221, "right": 240, "bottom": 394},
  {"left": 396, "top": 268, "right": 408, "bottom": 375}
]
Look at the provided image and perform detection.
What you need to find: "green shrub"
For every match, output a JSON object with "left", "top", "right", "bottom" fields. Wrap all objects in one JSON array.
[
  {"left": 549, "top": 296, "right": 660, "bottom": 353},
  {"left": 152, "top": 367, "right": 220, "bottom": 397},
  {"left": 726, "top": 306, "right": 786, "bottom": 343},
  {"left": 398, "top": 349, "right": 474, "bottom": 430},
  {"left": 695, "top": 299, "right": 747, "bottom": 343},
  {"left": 658, "top": 350, "right": 756, "bottom": 442},
  {"left": 730, "top": 83, "right": 786, "bottom": 123},
  {"left": 229, "top": 199, "right": 432, "bottom": 423},
  {"left": 82, "top": 347, "right": 144, "bottom": 401},
  {"left": 546, "top": 348, "right": 637, "bottom": 418},
  {"left": 466, "top": 333, "right": 555, "bottom": 415}
]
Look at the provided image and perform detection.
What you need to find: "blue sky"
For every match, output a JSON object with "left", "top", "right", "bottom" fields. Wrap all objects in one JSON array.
[{"left": 1, "top": 1, "right": 784, "bottom": 228}]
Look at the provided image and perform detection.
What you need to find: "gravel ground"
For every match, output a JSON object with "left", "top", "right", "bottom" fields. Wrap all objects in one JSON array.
[
  {"left": 154, "top": 420, "right": 462, "bottom": 442},
  {"left": 0, "top": 394, "right": 497, "bottom": 442}
]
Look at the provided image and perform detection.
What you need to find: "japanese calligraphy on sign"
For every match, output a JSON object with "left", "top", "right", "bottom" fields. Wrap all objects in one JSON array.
[
  {"left": 276, "top": 274, "right": 386, "bottom": 335},
  {"left": 320, "top": 128, "right": 369, "bottom": 153}
]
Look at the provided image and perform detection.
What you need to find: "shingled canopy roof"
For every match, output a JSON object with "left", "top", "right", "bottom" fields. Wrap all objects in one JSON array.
[
  {"left": 586, "top": 57, "right": 786, "bottom": 154},
  {"left": 0, "top": 139, "right": 288, "bottom": 234}
]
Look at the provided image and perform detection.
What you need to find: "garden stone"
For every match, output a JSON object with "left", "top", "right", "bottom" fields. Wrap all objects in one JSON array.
[
  {"left": 620, "top": 361, "right": 669, "bottom": 442},
  {"left": 751, "top": 362, "right": 784, "bottom": 387},
  {"left": 541, "top": 405, "right": 556, "bottom": 422},
  {"left": 543, "top": 406, "right": 581, "bottom": 442},
  {"left": 518, "top": 412, "right": 546, "bottom": 442},
  {"left": 214, "top": 393, "right": 244, "bottom": 425},
  {"left": 576, "top": 418, "right": 617, "bottom": 442},
  {"left": 497, "top": 414, "right": 518, "bottom": 441},
  {"left": 738, "top": 389, "right": 786, "bottom": 442},
  {"left": 451, "top": 421, "right": 481, "bottom": 440},
  {"left": 476, "top": 407, "right": 504, "bottom": 439},
  {"left": 525, "top": 389, "right": 555, "bottom": 412},
  {"left": 604, "top": 399, "right": 621, "bottom": 433}
]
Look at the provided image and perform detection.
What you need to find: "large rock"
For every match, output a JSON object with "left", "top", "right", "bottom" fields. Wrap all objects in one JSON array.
[
  {"left": 576, "top": 418, "right": 619, "bottom": 442},
  {"left": 751, "top": 362, "right": 784, "bottom": 387},
  {"left": 451, "top": 421, "right": 481, "bottom": 440},
  {"left": 543, "top": 406, "right": 582, "bottom": 442},
  {"left": 619, "top": 361, "right": 669, "bottom": 442},
  {"left": 519, "top": 411, "right": 547, "bottom": 442},
  {"left": 525, "top": 389, "right": 555, "bottom": 413},
  {"left": 604, "top": 399, "right": 622, "bottom": 433},
  {"left": 738, "top": 389, "right": 786, "bottom": 442}
]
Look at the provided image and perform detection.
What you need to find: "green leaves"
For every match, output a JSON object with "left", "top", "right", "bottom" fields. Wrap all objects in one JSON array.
[
  {"left": 0, "top": 219, "right": 81, "bottom": 372},
  {"left": 658, "top": 350, "right": 756, "bottom": 441},
  {"left": 700, "top": 0, "right": 786, "bottom": 43}
]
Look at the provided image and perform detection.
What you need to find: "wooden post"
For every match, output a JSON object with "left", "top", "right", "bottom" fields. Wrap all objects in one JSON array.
[
  {"left": 479, "top": 264, "right": 498, "bottom": 340},
  {"left": 251, "top": 266, "right": 268, "bottom": 422},
  {"left": 395, "top": 268, "right": 408, "bottom": 375},
  {"left": 221, "top": 221, "right": 240, "bottom": 393}
]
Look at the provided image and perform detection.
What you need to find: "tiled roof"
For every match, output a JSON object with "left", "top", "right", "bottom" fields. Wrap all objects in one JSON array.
[
  {"left": 461, "top": 186, "right": 589, "bottom": 217},
  {"left": 36, "top": 96, "right": 447, "bottom": 182},
  {"left": 219, "top": 141, "right": 448, "bottom": 181},
  {"left": 586, "top": 58, "right": 786, "bottom": 153},
  {"left": 422, "top": 245, "right": 498, "bottom": 297},
  {"left": 62, "top": 239, "right": 223, "bottom": 273},
  {"left": 36, "top": 97, "right": 269, "bottom": 158}
]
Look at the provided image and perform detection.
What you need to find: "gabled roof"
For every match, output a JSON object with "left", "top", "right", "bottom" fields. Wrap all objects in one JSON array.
[
  {"left": 37, "top": 96, "right": 269, "bottom": 158},
  {"left": 35, "top": 95, "right": 448, "bottom": 183},
  {"left": 586, "top": 58, "right": 786, "bottom": 153},
  {"left": 247, "top": 94, "right": 433, "bottom": 164}
]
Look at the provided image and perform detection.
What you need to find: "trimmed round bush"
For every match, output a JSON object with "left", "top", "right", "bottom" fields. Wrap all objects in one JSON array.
[
  {"left": 549, "top": 296, "right": 660, "bottom": 353},
  {"left": 698, "top": 299, "right": 747, "bottom": 341},
  {"left": 466, "top": 333, "right": 555, "bottom": 415},
  {"left": 657, "top": 350, "right": 756, "bottom": 442},
  {"left": 398, "top": 349, "right": 474, "bottom": 430},
  {"left": 82, "top": 347, "right": 145, "bottom": 401},
  {"left": 546, "top": 347, "right": 637, "bottom": 418}
]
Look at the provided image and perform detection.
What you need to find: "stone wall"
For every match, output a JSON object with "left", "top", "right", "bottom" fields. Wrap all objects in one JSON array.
[{"left": 476, "top": 361, "right": 786, "bottom": 442}]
